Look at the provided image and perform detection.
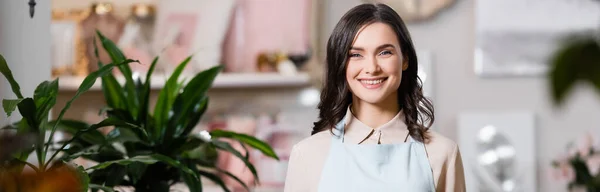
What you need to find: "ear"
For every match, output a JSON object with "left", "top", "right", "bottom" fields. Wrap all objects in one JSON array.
[{"left": 402, "top": 60, "right": 409, "bottom": 71}]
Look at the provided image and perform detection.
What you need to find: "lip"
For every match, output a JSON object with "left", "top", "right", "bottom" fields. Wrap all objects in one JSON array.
[
  {"left": 357, "top": 77, "right": 388, "bottom": 89},
  {"left": 357, "top": 77, "right": 388, "bottom": 80}
]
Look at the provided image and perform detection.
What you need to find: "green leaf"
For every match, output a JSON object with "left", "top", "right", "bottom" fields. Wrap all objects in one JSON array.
[
  {"left": 76, "top": 165, "right": 90, "bottom": 192},
  {"left": 147, "top": 153, "right": 197, "bottom": 177},
  {"left": 211, "top": 140, "right": 259, "bottom": 183},
  {"left": 48, "top": 120, "right": 105, "bottom": 145},
  {"left": 96, "top": 30, "right": 139, "bottom": 120},
  {"left": 101, "top": 75, "right": 128, "bottom": 110},
  {"left": 14, "top": 98, "right": 43, "bottom": 166},
  {"left": 10, "top": 157, "right": 40, "bottom": 173},
  {"left": 181, "top": 163, "right": 202, "bottom": 192},
  {"left": 16, "top": 98, "right": 37, "bottom": 130},
  {"left": 13, "top": 98, "right": 44, "bottom": 166},
  {"left": 139, "top": 56, "right": 159, "bottom": 126},
  {"left": 87, "top": 154, "right": 197, "bottom": 179},
  {"left": 106, "top": 108, "right": 135, "bottom": 123},
  {"left": 87, "top": 118, "right": 145, "bottom": 136},
  {"left": 32, "top": 80, "right": 59, "bottom": 162},
  {"left": 211, "top": 130, "right": 279, "bottom": 160},
  {"left": 197, "top": 169, "right": 231, "bottom": 192},
  {"left": 125, "top": 162, "right": 147, "bottom": 185},
  {"left": 12, "top": 125, "right": 34, "bottom": 162},
  {"left": 104, "top": 165, "right": 127, "bottom": 186},
  {"left": 167, "top": 65, "right": 222, "bottom": 141},
  {"left": 88, "top": 184, "right": 115, "bottom": 192},
  {"left": 0, "top": 54, "right": 23, "bottom": 98},
  {"left": 93, "top": 35, "right": 128, "bottom": 113},
  {"left": 60, "top": 145, "right": 102, "bottom": 162},
  {"left": 182, "top": 142, "right": 218, "bottom": 166},
  {"left": 87, "top": 155, "right": 159, "bottom": 170},
  {"left": 2, "top": 99, "right": 23, "bottom": 117},
  {"left": 549, "top": 33, "right": 600, "bottom": 106},
  {"left": 106, "top": 127, "right": 141, "bottom": 143},
  {"left": 216, "top": 168, "right": 251, "bottom": 192},
  {"left": 45, "top": 59, "right": 138, "bottom": 160},
  {"left": 154, "top": 56, "right": 193, "bottom": 143},
  {"left": 168, "top": 96, "right": 208, "bottom": 141},
  {"left": 178, "top": 137, "right": 206, "bottom": 153},
  {"left": 33, "top": 80, "right": 59, "bottom": 124},
  {"left": 96, "top": 30, "right": 129, "bottom": 74}
]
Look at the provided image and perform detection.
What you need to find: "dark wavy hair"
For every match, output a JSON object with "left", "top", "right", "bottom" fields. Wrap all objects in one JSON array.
[{"left": 311, "top": 3, "right": 434, "bottom": 142}]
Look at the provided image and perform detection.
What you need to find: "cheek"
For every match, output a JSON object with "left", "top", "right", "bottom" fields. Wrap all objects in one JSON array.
[
  {"left": 345, "top": 63, "right": 360, "bottom": 80},
  {"left": 380, "top": 60, "right": 402, "bottom": 76}
]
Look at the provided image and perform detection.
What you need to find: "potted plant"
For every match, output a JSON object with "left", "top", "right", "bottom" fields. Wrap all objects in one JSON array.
[
  {"left": 0, "top": 52, "right": 138, "bottom": 191},
  {"left": 547, "top": 10, "right": 600, "bottom": 191},
  {"left": 53, "top": 31, "right": 279, "bottom": 192},
  {"left": 551, "top": 133, "right": 600, "bottom": 192}
]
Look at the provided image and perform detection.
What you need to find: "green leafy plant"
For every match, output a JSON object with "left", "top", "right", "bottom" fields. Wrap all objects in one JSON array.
[
  {"left": 0, "top": 52, "right": 138, "bottom": 192},
  {"left": 549, "top": 31, "right": 600, "bottom": 106},
  {"left": 55, "top": 31, "right": 279, "bottom": 192}
]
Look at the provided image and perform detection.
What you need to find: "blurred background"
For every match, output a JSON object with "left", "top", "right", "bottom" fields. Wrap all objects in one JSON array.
[{"left": 1, "top": 0, "right": 600, "bottom": 191}]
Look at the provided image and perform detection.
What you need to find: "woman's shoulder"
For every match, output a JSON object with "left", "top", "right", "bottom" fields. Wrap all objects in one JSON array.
[
  {"left": 424, "top": 130, "right": 460, "bottom": 159},
  {"left": 291, "top": 130, "right": 333, "bottom": 155},
  {"left": 423, "top": 130, "right": 466, "bottom": 191}
]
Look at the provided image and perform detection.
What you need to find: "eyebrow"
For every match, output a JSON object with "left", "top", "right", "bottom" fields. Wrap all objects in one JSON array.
[{"left": 350, "top": 44, "right": 395, "bottom": 51}]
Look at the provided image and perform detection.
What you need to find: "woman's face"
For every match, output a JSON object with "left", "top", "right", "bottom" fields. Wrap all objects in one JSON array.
[{"left": 346, "top": 22, "right": 406, "bottom": 105}]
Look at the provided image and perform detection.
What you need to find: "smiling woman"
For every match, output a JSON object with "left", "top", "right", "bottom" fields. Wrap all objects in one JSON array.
[{"left": 283, "top": 3, "right": 466, "bottom": 192}]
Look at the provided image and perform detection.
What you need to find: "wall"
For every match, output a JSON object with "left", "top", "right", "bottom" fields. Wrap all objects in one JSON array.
[
  {"left": 0, "top": 0, "right": 52, "bottom": 124},
  {"left": 325, "top": 0, "right": 600, "bottom": 191}
]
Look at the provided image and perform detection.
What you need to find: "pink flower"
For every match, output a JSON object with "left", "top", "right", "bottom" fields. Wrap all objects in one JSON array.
[
  {"left": 551, "top": 160, "right": 575, "bottom": 182},
  {"left": 576, "top": 132, "right": 595, "bottom": 158},
  {"left": 586, "top": 154, "right": 600, "bottom": 176}
]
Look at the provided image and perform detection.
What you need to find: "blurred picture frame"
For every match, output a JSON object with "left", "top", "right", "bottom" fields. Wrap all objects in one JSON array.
[
  {"left": 153, "top": 0, "right": 236, "bottom": 73},
  {"left": 51, "top": 21, "right": 77, "bottom": 76},
  {"left": 474, "top": 0, "right": 600, "bottom": 77},
  {"left": 51, "top": 10, "right": 88, "bottom": 77}
]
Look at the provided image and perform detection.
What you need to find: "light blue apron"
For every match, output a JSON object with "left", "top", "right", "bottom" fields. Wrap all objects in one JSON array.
[{"left": 317, "top": 119, "right": 436, "bottom": 192}]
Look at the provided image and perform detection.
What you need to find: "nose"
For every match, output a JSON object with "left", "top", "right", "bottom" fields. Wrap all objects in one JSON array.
[{"left": 364, "top": 57, "right": 380, "bottom": 74}]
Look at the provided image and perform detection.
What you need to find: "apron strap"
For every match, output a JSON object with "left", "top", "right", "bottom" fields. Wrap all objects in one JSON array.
[{"left": 404, "top": 132, "right": 416, "bottom": 143}]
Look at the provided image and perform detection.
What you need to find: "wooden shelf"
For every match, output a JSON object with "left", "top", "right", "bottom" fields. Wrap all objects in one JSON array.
[{"left": 55, "top": 72, "right": 312, "bottom": 91}]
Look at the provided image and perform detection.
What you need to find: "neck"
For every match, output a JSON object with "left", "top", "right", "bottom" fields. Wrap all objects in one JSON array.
[{"left": 351, "top": 93, "right": 400, "bottom": 129}]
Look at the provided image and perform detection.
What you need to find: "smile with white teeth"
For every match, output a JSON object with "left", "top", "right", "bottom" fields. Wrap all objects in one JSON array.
[{"left": 359, "top": 78, "right": 387, "bottom": 85}]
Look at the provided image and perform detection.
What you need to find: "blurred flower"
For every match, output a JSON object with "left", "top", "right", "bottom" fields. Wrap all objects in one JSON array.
[
  {"left": 552, "top": 131, "right": 600, "bottom": 191},
  {"left": 576, "top": 132, "right": 595, "bottom": 158},
  {"left": 551, "top": 160, "right": 575, "bottom": 182},
  {"left": 586, "top": 154, "right": 600, "bottom": 176},
  {"left": 198, "top": 130, "right": 212, "bottom": 142}
]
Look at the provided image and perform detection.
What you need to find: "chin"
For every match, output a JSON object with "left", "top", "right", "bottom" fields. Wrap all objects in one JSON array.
[
  {"left": 350, "top": 87, "right": 397, "bottom": 105},
  {"left": 353, "top": 94, "right": 393, "bottom": 105}
]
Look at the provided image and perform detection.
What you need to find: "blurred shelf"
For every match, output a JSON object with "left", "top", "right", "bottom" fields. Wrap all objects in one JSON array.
[{"left": 55, "top": 72, "right": 312, "bottom": 91}]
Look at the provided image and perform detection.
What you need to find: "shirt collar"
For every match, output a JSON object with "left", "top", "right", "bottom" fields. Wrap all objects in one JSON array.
[{"left": 342, "top": 106, "right": 408, "bottom": 144}]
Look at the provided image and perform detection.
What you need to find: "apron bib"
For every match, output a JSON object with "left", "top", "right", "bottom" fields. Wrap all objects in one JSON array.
[{"left": 317, "top": 119, "right": 436, "bottom": 192}]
